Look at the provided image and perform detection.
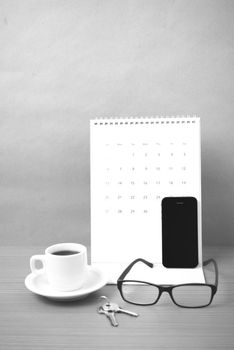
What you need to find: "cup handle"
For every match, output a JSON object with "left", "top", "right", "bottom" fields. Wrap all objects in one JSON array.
[{"left": 30, "top": 255, "right": 45, "bottom": 274}]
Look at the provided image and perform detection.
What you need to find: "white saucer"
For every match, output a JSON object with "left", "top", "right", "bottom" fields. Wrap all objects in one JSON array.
[{"left": 25, "top": 266, "right": 107, "bottom": 301}]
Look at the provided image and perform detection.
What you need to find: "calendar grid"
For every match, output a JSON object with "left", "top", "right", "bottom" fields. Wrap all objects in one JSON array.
[{"left": 90, "top": 116, "right": 202, "bottom": 270}]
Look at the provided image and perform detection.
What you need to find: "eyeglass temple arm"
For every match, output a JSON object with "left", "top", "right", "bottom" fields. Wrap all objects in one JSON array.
[
  {"left": 118, "top": 258, "right": 154, "bottom": 281},
  {"left": 118, "top": 258, "right": 218, "bottom": 288},
  {"left": 203, "top": 259, "right": 219, "bottom": 288}
]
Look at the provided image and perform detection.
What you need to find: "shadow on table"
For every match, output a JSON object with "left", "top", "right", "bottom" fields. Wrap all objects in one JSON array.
[{"left": 34, "top": 285, "right": 120, "bottom": 307}]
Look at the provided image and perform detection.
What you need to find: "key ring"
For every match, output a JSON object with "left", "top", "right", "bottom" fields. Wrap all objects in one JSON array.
[{"left": 99, "top": 295, "right": 111, "bottom": 305}]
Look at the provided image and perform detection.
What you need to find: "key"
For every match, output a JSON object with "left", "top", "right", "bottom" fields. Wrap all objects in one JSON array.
[
  {"left": 98, "top": 306, "right": 119, "bottom": 327},
  {"left": 105, "top": 302, "right": 139, "bottom": 317}
]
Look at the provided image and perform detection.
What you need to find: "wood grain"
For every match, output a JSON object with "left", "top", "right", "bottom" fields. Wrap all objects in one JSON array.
[{"left": 0, "top": 246, "right": 233, "bottom": 350}]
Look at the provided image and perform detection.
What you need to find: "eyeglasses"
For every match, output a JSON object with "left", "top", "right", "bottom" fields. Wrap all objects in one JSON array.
[{"left": 117, "top": 258, "right": 218, "bottom": 308}]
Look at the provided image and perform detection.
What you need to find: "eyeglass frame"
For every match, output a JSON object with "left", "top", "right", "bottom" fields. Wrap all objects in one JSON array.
[{"left": 117, "top": 258, "right": 218, "bottom": 308}]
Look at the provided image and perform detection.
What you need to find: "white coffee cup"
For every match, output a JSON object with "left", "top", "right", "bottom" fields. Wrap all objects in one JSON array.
[{"left": 30, "top": 243, "right": 88, "bottom": 291}]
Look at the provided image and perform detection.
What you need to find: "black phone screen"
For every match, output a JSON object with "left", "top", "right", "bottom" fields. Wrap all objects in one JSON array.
[{"left": 162, "top": 197, "right": 198, "bottom": 268}]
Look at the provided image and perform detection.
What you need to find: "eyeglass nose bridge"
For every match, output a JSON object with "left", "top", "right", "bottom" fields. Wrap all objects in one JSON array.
[{"left": 156, "top": 286, "right": 174, "bottom": 302}]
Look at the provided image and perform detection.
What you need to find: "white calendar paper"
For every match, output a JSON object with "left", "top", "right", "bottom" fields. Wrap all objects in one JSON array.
[{"left": 90, "top": 116, "right": 204, "bottom": 284}]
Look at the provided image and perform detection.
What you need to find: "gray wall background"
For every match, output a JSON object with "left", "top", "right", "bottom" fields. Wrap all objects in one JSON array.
[{"left": 0, "top": 0, "right": 233, "bottom": 246}]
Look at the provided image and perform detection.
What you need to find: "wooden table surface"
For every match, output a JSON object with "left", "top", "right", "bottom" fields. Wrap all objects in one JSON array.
[{"left": 0, "top": 246, "right": 234, "bottom": 350}]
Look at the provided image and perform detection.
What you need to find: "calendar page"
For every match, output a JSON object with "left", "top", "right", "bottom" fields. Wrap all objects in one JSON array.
[{"left": 90, "top": 116, "right": 203, "bottom": 283}]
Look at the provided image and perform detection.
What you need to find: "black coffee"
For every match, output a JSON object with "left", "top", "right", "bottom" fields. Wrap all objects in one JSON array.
[{"left": 52, "top": 250, "right": 80, "bottom": 256}]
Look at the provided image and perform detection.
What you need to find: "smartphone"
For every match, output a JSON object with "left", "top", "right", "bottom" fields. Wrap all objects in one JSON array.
[{"left": 162, "top": 197, "right": 198, "bottom": 268}]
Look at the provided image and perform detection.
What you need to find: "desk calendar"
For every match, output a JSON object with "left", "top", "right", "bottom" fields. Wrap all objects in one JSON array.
[{"left": 90, "top": 116, "right": 205, "bottom": 284}]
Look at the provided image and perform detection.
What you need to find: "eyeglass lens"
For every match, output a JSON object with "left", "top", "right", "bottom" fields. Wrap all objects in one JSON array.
[
  {"left": 121, "top": 282, "right": 212, "bottom": 307},
  {"left": 172, "top": 285, "right": 212, "bottom": 307},
  {"left": 121, "top": 282, "right": 160, "bottom": 305}
]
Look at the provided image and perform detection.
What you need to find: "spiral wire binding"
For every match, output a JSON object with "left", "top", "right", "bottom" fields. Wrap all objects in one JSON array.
[{"left": 91, "top": 115, "right": 198, "bottom": 126}]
